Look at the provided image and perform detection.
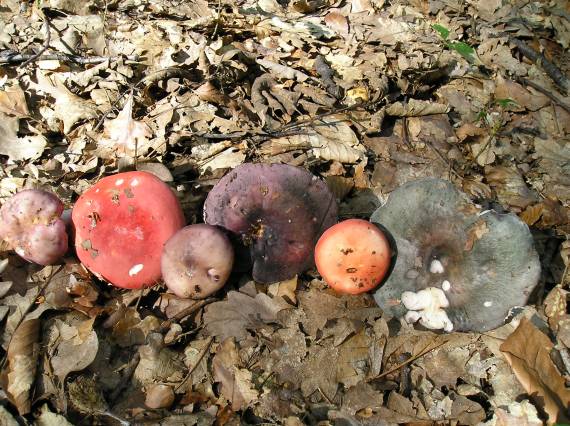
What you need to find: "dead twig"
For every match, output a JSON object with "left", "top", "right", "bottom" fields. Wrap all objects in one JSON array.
[
  {"left": 511, "top": 38, "right": 570, "bottom": 94},
  {"left": 18, "top": 11, "right": 51, "bottom": 68},
  {"left": 3, "top": 52, "right": 139, "bottom": 65},
  {"left": 369, "top": 339, "right": 449, "bottom": 381},
  {"left": 175, "top": 336, "right": 214, "bottom": 392},
  {"left": 158, "top": 298, "right": 217, "bottom": 333},
  {"left": 516, "top": 77, "right": 570, "bottom": 114}
]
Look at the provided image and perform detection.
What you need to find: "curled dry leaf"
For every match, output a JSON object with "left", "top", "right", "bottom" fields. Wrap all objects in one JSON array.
[
  {"left": 49, "top": 315, "right": 99, "bottom": 382},
  {"left": 485, "top": 166, "right": 538, "bottom": 211},
  {"left": 32, "top": 71, "right": 98, "bottom": 134},
  {"left": 543, "top": 286, "right": 567, "bottom": 332},
  {"left": 145, "top": 384, "right": 175, "bottom": 409},
  {"left": 212, "top": 338, "right": 258, "bottom": 411},
  {"left": 500, "top": 317, "right": 570, "bottom": 424},
  {"left": 97, "top": 94, "right": 154, "bottom": 159},
  {"left": 264, "top": 116, "right": 366, "bottom": 163},
  {"left": 6, "top": 319, "right": 40, "bottom": 415},
  {"left": 385, "top": 99, "right": 449, "bottom": 117}
]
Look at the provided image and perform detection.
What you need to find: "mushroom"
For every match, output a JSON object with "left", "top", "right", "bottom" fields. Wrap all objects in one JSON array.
[
  {"left": 72, "top": 171, "right": 185, "bottom": 289},
  {"left": 161, "top": 224, "right": 234, "bottom": 298},
  {"left": 0, "top": 189, "right": 68, "bottom": 265},
  {"left": 371, "top": 178, "right": 540, "bottom": 332},
  {"left": 203, "top": 163, "right": 338, "bottom": 283},
  {"left": 314, "top": 219, "right": 392, "bottom": 294}
]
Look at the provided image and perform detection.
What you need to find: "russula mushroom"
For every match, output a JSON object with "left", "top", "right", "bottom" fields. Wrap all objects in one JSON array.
[
  {"left": 203, "top": 163, "right": 338, "bottom": 283},
  {"left": 0, "top": 189, "right": 68, "bottom": 265},
  {"left": 161, "top": 224, "right": 234, "bottom": 298},
  {"left": 72, "top": 171, "right": 185, "bottom": 289},
  {"left": 315, "top": 219, "right": 391, "bottom": 294},
  {"left": 371, "top": 178, "right": 540, "bottom": 332}
]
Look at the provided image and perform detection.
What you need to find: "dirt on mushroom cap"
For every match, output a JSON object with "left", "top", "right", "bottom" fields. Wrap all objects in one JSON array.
[{"left": 371, "top": 178, "right": 541, "bottom": 332}]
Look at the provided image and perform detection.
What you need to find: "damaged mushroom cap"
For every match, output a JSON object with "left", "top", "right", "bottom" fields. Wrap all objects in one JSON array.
[
  {"left": 371, "top": 178, "right": 540, "bottom": 332},
  {"left": 203, "top": 163, "right": 338, "bottom": 283},
  {"left": 0, "top": 189, "right": 68, "bottom": 265},
  {"left": 161, "top": 224, "right": 234, "bottom": 298},
  {"left": 72, "top": 171, "right": 185, "bottom": 289}
]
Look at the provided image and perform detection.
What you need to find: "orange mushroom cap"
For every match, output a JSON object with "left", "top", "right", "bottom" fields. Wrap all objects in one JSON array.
[
  {"left": 315, "top": 219, "right": 391, "bottom": 295},
  {"left": 72, "top": 171, "right": 185, "bottom": 289}
]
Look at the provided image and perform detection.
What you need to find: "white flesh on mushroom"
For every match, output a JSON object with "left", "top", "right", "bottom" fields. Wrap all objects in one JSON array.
[{"left": 401, "top": 287, "right": 454, "bottom": 332}]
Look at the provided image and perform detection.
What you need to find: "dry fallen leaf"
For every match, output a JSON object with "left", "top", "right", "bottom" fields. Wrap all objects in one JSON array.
[
  {"left": 49, "top": 315, "right": 99, "bottom": 382},
  {"left": 6, "top": 319, "right": 40, "bottom": 415},
  {"left": 0, "top": 84, "right": 29, "bottom": 118},
  {"left": 0, "top": 113, "right": 47, "bottom": 162},
  {"left": 212, "top": 338, "right": 259, "bottom": 410},
  {"left": 97, "top": 94, "right": 154, "bottom": 159},
  {"left": 500, "top": 317, "right": 570, "bottom": 424},
  {"left": 204, "top": 290, "right": 291, "bottom": 341}
]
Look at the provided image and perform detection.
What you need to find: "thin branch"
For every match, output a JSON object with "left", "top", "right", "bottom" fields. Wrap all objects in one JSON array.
[
  {"left": 19, "top": 12, "right": 51, "bottom": 68},
  {"left": 516, "top": 77, "right": 570, "bottom": 114},
  {"left": 369, "top": 339, "right": 449, "bottom": 381},
  {"left": 4, "top": 52, "right": 139, "bottom": 65},
  {"left": 175, "top": 336, "right": 214, "bottom": 392},
  {"left": 511, "top": 38, "right": 570, "bottom": 93}
]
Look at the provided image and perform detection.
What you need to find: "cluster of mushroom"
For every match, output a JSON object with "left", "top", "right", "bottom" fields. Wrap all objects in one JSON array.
[{"left": 0, "top": 165, "right": 541, "bottom": 333}]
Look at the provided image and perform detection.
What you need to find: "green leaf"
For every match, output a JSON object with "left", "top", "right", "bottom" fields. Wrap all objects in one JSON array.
[
  {"left": 432, "top": 24, "right": 450, "bottom": 40},
  {"left": 448, "top": 41, "right": 478, "bottom": 63},
  {"left": 495, "top": 98, "right": 518, "bottom": 108}
]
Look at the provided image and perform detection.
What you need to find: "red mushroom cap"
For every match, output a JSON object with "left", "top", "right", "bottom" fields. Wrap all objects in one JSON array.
[
  {"left": 315, "top": 219, "right": 391, "bottom": 295},
  {"left": 72, "top": 171, "right": 185, "bottom": 289}
]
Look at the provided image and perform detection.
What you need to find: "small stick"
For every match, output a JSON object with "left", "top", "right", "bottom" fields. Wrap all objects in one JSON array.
[
  {"left": 19, "top": 12, "right": 51, "bottom": 68},
  {"left": 175, "top": 336, "right": 214, "bottom": 392},
  {"left": 3, "top": 53, "right": 139, "bottom": 65},
  {"left": 369, "top": 339, "right": 448, "bottom": 381},
  {"left": 516, "top": 77, "right": 570, "bottom": 114}
]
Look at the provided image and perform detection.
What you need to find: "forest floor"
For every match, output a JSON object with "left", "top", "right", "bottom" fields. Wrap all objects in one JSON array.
[{"left": 1, "top": 0, "right": 570, "bottom": 424}]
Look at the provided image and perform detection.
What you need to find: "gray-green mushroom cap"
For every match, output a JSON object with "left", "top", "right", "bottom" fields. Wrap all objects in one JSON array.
[{"left": 371, "top": 178, "right": 540, "bottom": 332}]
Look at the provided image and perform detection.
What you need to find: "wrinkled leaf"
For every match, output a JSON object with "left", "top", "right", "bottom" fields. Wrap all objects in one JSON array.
[
  {"left": 500, "top": 318, "right": 570, "bottom": 424},
  {"left": 6, "top": 319, "right": 40, "bottom": 415}
]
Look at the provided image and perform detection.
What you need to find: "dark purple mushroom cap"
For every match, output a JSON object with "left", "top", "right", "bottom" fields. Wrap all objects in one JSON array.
[
  {"left": 203, "top": 163, "right": 338, "bottom": 283},
  {"left": 0, "top": 189, "right": 68, "bottom": 265},
  {"left": 371, "top": 178, "right": 540, "bottom": 332}
]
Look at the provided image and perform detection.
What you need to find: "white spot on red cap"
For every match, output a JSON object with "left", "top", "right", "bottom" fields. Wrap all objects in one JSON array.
[
  {"left": 131, "top": 178, "right": 139, "bottom": 187},
  {"left": 129, "top": 264, "right": 144, "bottom": 276},
  {"left": 115, "top": 179, "right": 124, "bottom": 186}
]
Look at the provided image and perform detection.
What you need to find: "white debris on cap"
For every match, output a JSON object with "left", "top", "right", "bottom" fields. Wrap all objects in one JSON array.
[
  {"left": 429, "top": 259, "right": 445, "bottom": 274},
  {"left": 401, "top": 287, "right": 454, "bottom": 332},
  {"left": 441, "top": 280, "right": 451, "bottom": 291},
  {"left": 115, "top": 179, "right": 124, "bottom": 186},
  {"left": 129, "top": 263, "right": 144, "bottom": 276}
]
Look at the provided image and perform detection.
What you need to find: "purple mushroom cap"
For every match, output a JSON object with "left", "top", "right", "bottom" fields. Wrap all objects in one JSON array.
[
  {"left": 0, "top": 189, "right": 68, "bottom": 265},
  {"left": 203, "top": 163, "right": 338, "bottom": 283}
]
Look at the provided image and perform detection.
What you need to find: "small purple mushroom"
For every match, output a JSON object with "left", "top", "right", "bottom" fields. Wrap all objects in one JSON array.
[
  {"left": 371, "top": 178, "right": 540, "bottom": 332},
  {"left": 203, "top": 163, "right": 338, "bottom": 283},
  {"left": 0, "top": 189, "right": 68, "bottom": 265},
  {"left": 161, "top": 224, "right": 234, "bottom": 299}
]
